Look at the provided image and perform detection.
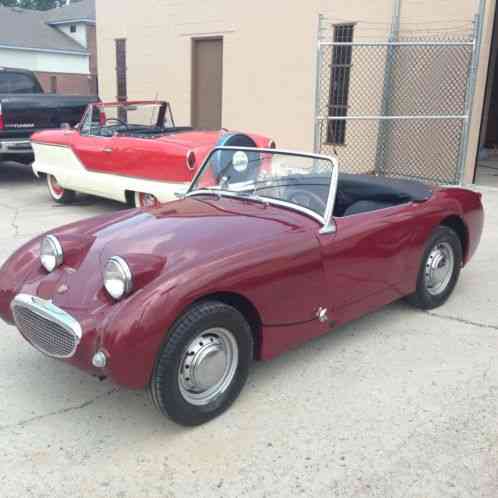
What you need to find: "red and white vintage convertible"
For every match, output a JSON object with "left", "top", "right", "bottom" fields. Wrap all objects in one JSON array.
[
  {"left": 31, "top": 100, "right": 273, "bottom": 207},
  {"left": 0, "top": 147, "right": 484, "bottom": 426}
]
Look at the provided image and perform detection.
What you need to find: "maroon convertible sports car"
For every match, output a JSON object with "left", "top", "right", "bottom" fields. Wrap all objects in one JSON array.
[{"left": 0, "top": 147, "right": 484, "bottom": 425}]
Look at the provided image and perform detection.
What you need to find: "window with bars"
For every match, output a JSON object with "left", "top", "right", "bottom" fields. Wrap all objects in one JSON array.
[{"left": 327, "top": 24, "right": 354, "bottom": 145}]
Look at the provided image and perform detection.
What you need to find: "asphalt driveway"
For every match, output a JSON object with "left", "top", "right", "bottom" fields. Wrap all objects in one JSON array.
[{"left": 0, "top": 162, "right": 496, "bottom": 498}]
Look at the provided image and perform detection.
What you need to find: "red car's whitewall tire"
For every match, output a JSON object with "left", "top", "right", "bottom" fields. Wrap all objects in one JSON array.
[
  {"left": 134, "top": 192, "right": 160, "bottom": 208},
  {"left": 47, "top": 175, "right": 76, "bottom": 204}
]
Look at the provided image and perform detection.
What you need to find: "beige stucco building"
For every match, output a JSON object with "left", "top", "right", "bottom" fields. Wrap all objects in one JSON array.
[{"left": 96, "top": 0, "right": 498, "bottom": 185}]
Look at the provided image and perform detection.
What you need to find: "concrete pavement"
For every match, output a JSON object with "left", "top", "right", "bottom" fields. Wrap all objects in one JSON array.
[{"left": 0, "top": 162, "right": 496, "bottom": 498}]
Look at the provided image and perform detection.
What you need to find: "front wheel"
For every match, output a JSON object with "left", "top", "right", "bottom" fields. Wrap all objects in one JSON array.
[
  {"left": 405, "top": 226, "right": 462, "bottom": 310},
  {"left": 149, "top": 301, "right": 253, "bottom": 426},
  {"left": 47, "top": 174, "right": 76, "bottom": 204}
]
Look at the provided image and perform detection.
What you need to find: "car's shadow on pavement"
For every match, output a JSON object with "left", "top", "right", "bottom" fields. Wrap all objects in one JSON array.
[
  {"left": 0, "top": 161, "right": 39, "bottom": 184},
  {"left": 4, "top": 300, "right": 417, "bottom": 438}
]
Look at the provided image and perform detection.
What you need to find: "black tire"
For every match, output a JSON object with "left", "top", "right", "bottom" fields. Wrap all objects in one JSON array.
[
  {"left": 47, "top": 174, "right": 76, "bottom": 204},
  {"left": 149, "top": 300, "right": 253, "bottom": 426},
  {"left": 405, "top": 226, "right": 463, "bottom": 310}
]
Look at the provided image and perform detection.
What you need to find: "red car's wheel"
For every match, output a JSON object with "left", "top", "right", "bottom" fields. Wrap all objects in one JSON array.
[
  {"left": 149, "top": 300, "right": 253, "bottom": 426},
  {"left": 405, "top": 226, "right": 462, "bottom": 310},
  {"left": 47, "top": 175, "right": 76, "bottom": 204},
  {"left": 134, "top": 192, "right": 160, "bottom": 208}
]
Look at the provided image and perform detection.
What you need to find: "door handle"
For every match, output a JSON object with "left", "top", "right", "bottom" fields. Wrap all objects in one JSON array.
[{"left": 103, "top": 147, "right": 113, "bottom": 153}]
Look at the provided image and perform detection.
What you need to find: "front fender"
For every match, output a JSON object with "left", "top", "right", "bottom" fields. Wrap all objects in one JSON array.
[
  {"left": 99, "top": 285, "right": 178, "bottom": 389},
  {"left": 0, "top": 236, "right": 44, "bottom": 323}
]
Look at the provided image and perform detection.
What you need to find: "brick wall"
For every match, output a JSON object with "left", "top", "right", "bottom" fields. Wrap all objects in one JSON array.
[{"left": 35, "top": 71, "right": 98, "bottom": 96}]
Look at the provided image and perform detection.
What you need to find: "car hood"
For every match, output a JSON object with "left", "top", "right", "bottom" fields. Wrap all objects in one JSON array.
[{"left": 48, "top": 196, "right": 313, "bottom": 309}]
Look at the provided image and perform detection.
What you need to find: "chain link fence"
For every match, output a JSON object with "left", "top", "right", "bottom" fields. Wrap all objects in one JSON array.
[{"left": 314, "top": 21, "right": 478, "bottom": 184}]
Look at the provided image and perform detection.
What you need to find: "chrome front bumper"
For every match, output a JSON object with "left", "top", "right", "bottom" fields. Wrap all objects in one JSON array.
[
  {"left": 10, "top": 294, "right": 82, "bottom": 359},
  {"left": 0, "top": 139, "right": 33, "bottom": 154}
]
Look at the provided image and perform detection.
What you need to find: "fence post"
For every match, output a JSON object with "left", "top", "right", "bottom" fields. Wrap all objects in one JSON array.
[
  {"left": 457, "top": 1, "right": 485, "bottom": 184},
  {"left": 374, "top": 0, "right": 401, "bottom": 176},
  {"left": 313, "top": 14, "right": 325, "bottom": 153}
]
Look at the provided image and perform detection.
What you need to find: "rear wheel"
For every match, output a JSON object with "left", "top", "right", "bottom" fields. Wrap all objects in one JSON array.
[
  {"left": 405, "top": 226, "right": 462, "bottom": 310},
  {"left": 149, "top": 301, "right": 253, "bottom": 426},
  {"left": 134, "top": 191, "right": 160, "bottom": 208},
  {"left": 47, "top": 174, "right": 76, "bottom": 204}
]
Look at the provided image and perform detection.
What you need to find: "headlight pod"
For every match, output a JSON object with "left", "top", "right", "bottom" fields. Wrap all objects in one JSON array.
[
  {"left": 40, "top": 235, "right": 63, "bottom": 272},
  {"left": 104, "top": 256, "right": 133, "bottom": 300}
]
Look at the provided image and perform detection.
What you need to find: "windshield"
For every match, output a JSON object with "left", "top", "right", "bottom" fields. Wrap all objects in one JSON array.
[
  {"left": 79, "top": 102, "right": 174, "bottom": 137},
  {"left": 188, "top": 148, "right": 336, "bottom": 219}
]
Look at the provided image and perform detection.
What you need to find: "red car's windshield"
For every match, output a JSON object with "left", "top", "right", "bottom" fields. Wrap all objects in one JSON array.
[
  {"left": 79, "top": 102, "right": 174, "bottom": 137},
  {"left": 188, "top": 148, "right": 336, "bottom": 219}
]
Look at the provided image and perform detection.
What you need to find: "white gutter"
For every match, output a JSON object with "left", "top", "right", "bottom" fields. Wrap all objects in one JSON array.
[
  {"left": 0, "top": 43, "right": 89, "bottom": 56},
  {"left": 47, "top": 19, "right": 96, "bottom": 26}
]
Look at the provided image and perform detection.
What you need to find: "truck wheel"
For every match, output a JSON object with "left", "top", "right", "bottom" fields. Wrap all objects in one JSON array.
[
  {"left": 134, "top": 192, "right": 160, "bottom": 208},
  {"left": 47, "top": 174, "right": 76, "bottom": 204},
  {"left": 405, "top": 226, "right": 462, "bottom": 310},
  {"left": 149, "top": 300, "right": 253, "bottom": 426}
]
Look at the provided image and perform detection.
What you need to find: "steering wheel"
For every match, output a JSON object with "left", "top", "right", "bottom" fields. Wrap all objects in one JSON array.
[
  {"left": 104, "top": 118, "right": 128, "bottom": 128},
  {"left": 287, "top": 189, "right": 327, "bottom": 213}
]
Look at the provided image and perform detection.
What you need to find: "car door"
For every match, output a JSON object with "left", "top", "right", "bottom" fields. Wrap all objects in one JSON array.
[
  {"left": 317, "top": 202, "right": 419, "bottom": 325},
  {"left": 71, "top": 132, "right": 116, "bottom": 172}
]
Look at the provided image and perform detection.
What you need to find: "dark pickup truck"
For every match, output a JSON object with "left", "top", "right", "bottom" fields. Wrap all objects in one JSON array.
[{"left": 0, "top": 68, "right": 98, "bottom": 164}]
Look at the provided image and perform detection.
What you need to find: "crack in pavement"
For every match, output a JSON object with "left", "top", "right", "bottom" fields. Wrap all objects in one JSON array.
[
  {"left": 0, "top": 202, "right": 21, "bottom": 237},
  {"left": 0, "top": 387, "right": 120, "bottom": 431},
  {"left": 10, "top": 207, "right": 19, "bottom": 237},
  {"left": 425, "top": 310, "right": 498, "bottom": 331}
]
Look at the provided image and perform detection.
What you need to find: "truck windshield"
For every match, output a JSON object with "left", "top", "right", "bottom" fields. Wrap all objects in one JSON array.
[{"left": 0, "top": 72, "right": 42, "bottom": 94}]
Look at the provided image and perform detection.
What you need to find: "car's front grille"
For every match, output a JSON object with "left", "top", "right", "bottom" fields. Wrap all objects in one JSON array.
[{"left": 11, "top": 295, "right": 81, "bottom": 359}]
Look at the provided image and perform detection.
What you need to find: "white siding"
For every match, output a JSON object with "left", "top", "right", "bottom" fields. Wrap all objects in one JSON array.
[
  {"left": 0, "top": 47, "right": 90, "bottom": 74},
  {"left": 56, "top": 23, "right": 88, "bottom": 48}
]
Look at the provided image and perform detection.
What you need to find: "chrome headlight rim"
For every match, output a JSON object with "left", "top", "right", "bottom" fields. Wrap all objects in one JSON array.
[
  {"left": 40, "top": 234, "right": 64, "bottom": 272},
  {"left": 104, "top": 256, "right": 133, "bottom": 301}
]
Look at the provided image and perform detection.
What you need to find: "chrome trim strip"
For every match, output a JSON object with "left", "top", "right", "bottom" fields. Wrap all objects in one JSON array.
[
  {"left": 320, "top": 162, "right": 338, "bottom": 234},
  {"left": 0, "top": 139, "right": 33, "bottom": 153},
  {"left": 187, "top": 146, "right": 339, "bottom": 232},
  {"left": 10, "top": 294, "right": 82, "bottom": 359}
]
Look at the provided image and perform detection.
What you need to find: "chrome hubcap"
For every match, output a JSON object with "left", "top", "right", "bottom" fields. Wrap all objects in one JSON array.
[
  {"left": 424, "top": 242, "right": 455, "bottom": 296},
  {"left": 178, "top": 328, "right": 238, "bottom": 406}
]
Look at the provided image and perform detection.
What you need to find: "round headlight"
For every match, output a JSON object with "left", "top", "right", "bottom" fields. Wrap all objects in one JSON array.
[
  {"left": 40, "top": 235, "right": 63, "bottom": 272},
  {"left": 104, "top": 256, "right": 133, "bottom": 300}
]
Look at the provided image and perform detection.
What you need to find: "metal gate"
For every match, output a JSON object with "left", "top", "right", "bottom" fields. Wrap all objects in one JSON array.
[{"left": 314, "top": 15, "right": 482, "bottom": 184}]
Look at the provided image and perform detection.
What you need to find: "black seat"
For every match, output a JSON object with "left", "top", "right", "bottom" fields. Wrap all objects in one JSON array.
[{"left": 343, "top": 200, "right": 394, "bottom": 216}]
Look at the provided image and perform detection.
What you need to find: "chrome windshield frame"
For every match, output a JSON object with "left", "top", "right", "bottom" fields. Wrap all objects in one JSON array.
[{"left": 186, "top": 146, "right": 339, "bottom": 233}]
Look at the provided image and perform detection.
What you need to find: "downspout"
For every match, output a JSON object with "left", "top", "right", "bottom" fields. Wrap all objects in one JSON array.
[{"left": 374, "top": 0, "right": 401, "bottom": 176}]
